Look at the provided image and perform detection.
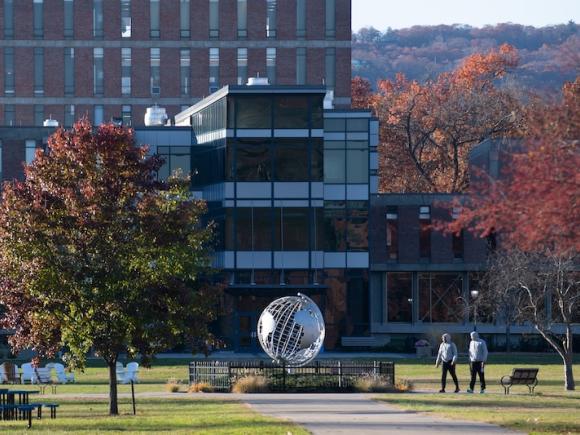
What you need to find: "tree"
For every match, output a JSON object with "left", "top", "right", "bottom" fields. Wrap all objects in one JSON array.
[
  {"left": 0, "top": 120, "right": 220, "bottom": 414},
  {"left": 351, "top": 76, "right": 373, "bottom": 109},
  {"left": 448, "top": 79, "right": 580, "bottom": 390},
  {"left": 371, "top": 44, "right": 523, "bottom": 193}
]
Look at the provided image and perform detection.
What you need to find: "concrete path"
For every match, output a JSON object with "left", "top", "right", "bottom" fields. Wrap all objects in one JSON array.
[{"left": 241, "top": 393, "right": 519, "bottom": 435}]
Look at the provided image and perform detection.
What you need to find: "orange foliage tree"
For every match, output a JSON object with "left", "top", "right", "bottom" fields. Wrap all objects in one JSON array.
[
  {"left": 351, "top": 76, "right": 373, "bottom": 109},
  {"left": 371, "top": 44, "right": 522, "bottom": 193}
]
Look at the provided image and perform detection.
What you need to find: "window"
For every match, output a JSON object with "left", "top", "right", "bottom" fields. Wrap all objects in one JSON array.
[
  {"left": 347, "top": 203, "right": 368, "bottom": 251},
  {"left": 121, "top": 0, "right": 131, "bottom": 38},
  {"left": 4, "top": 48, "right": 14, "bottom": 95},
  {"left": 34, "top": 105, "right": 44, "bottom": 126},
  {"left": 266, "top": 0, "right": 276, "bottom": 38},
  {"left": 323, "top": 201, "right": 346, "bottom": 251},
  {"left": 325, "top": 0, "right": 335, "bottom": 38},
  {"left": 64, "top": 0, "right": 74, "bottom": 38},
  {"left": 236, "top": 96, "right": 272, "bottom": 129},
  {"left": 386, "top": 207, "right": 398, "bottom": 260},
  {"left": 180, "top": 49, "right": 190, "bottom": 96},
  {"left": 33, "top": 0, "right": 44, "bottom": 38},
  {"left": 3, "top": 0, "right": 14, "bottom": 39},
  {"left": 157, "top": 146, "right": 191, "bottom": 180},
  {"left": 237, "top": 48, "right": 247, "bottom": 85},
  {"left": 311, "top": 138, "right": 323, "bottom": 181},
  {"left": 121, "top": 48, "right": 131, "bottom": 95},
  {"left": 452, "top": 207, "right": 464, "bottom": 260},
  {"left": 209, "top": 0, "right": 219, "bottom": 39},
  {"left": 235, "top": 139, "right": 271, "bottom": 181},
  {"left": 64, "top": 105, "right": 75, "bottom": 127},
  {"left": 387, "top": 272, "right": 412, "bottom": 322},
  {"left": 180, "top": 0, "right": 190, "bottom": 38},
  {"left": 296, "top": 0, "right": 306, "bottom": 38},
  {"left": 94, "top": 105, "right": 104, "bottom": 125},
  {"left": 296, "top": 48, "right": 306, "bottom": 84},
  {"left": 325, "top": 47, "right": 336, "bottom": 89},
  {"left": 274, "top": 139, "right": 308, "bottom": 181},
  {"left": 150, "top": 0, "right": 160, "bottom": 38},
  {"left": 324, "top": 141, "right": 345, "bottom": 183},
  {"left": 3, "top": 105, "right": 15, "bottom": 125},
  {"left": 93, "top": 0, "right": 103, "bottom": 38},
  {"left": 237, "top": 0, "right": 247, "bottom": 38},
  {"left": 34, "top": 48, "right": 44, "bottom": 95},
  {"left": 93, "top": 48, "right": 104, "bottom": 95},
  {"left": 64, "top": 48, "right": 75, "bottom": 96},
  {"left": 25, "top": 140, "right": 37, "bottom": 164},
  {"left": 346, "top": 143, "right": 368, "bottom": 183},
  {"left": 209, "top": 48, "right": 219, "bottom": 93},
  {"left": 419, "top": 273, "right": 464, "bottom": 323},
  {"left": 266, "top": 48, "right": 276, "bottom": 85},
  {"left": 150, "top": 48, "right": 160, "bottom": 95},
  {"left": 419, "top": 206, "right": 431, "bottom": 259},
  {"left": 236, "top": 208, "right": 272, "bottom": 251},
  {"left": 122, "top": 105, "right": 132, "bottom": 126},
  {"left": 274, "top": 95, "right": 309, "bottom": 129},
  {"left": 275, "top": 208, "right": 309, "bottom": 251}
]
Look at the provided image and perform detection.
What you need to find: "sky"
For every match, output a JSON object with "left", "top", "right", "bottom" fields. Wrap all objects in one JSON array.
[{"left": 352, "top": 0, "right": 580, "bottom": 31}]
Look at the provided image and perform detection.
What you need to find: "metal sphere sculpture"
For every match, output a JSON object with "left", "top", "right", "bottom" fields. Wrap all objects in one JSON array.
[{"left": 257, "top": 293, "right": 325, "bottom": 366}]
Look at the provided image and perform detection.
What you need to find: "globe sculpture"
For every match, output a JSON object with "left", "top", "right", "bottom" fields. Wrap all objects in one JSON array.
[{"left": 257, "top": 293, "right": 325, "bottom": 366}]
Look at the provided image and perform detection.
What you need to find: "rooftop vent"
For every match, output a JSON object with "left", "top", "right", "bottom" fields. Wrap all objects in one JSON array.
[
  {"left": 323, "top": 90, "right": 335, "bottom": 110},
  {"left": 144, "top": 105, "right": 168, "bottom": 127},
  {"left": 43, "top": 117, "right": 59, "bottom": 127},
  {"left": 247, "top": 76, "right": 270, "bottom": 86}
]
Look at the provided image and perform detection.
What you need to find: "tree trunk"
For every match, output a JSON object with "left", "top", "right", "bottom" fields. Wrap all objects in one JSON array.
[
  {"left": 505, "top": 323, "right": 511, "bottom": 353},
  {"left": 108, "top": 361, "right": 119, "bottom": 415},
  {"left": 563, "top": 355, "right": 575, "bottom": 391}
]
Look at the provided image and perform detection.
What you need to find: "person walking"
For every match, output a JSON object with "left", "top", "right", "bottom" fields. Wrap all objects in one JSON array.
[
  {"left": 467, "top": 331, "right": 488, "bottom": 393},
  {"left": 435, "top": 333, "right": 460, "bottom": 393}
]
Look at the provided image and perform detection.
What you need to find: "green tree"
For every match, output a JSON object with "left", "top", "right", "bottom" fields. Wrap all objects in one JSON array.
[{"left": 0, "top": 120, "right": 220, "bottom": 414}]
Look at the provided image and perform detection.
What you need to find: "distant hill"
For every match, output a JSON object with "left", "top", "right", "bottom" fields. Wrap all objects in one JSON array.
[{"left": 352, "top": 23, "right": 579, "bottom": 94}]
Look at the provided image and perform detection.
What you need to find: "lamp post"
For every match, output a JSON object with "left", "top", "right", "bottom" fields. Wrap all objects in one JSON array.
[{"left": 470, "top": 289, "right": 479, "bottom": 331}]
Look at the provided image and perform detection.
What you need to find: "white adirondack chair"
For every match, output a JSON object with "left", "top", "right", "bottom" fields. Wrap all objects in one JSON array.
[
  {"left": 20, "top": 363, "right": 35, "bottom": 384},
  {"left": 53, "top": 363, "right": 75, "bottom": 383},
  {"left": 116, "top": 361, "right": 126, "bottom": 382},
  {"left": 0, "top": 362, "right": 19, "bottom": 383},
  {"left": 123, "top": 362, "right": 139, "bottom": 384}
]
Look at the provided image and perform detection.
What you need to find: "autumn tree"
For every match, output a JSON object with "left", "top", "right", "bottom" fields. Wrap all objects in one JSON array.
[
  {"left": 372, "top": 44, "right": 523, "bottom": 193},
  {"left": 0, "top": 120, "right": 220, "bottom": 414},
  {"left": 351, "top": 76, "right": 373, "bottom": 109},
  {"left": 448, "top": 79, "right": 580, "bottom": 390}
]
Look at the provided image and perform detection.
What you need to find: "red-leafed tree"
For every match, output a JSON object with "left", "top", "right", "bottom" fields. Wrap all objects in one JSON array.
[
  {"left": 0, "top": 120, "right": 220, "bottom": 414},
  {"left": 448, "top": 78, "right": 580, "bottom": 390},
  {"left": 371, "top": 44, "right": 523, "bottom": 193},
  {"left": 351, "top": 76, "right": 373, "bottom": 109}
]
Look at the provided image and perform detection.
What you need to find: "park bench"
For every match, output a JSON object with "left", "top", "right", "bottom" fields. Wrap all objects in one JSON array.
[{"left": 500, "top": 368, "right": 539, "bottom": 394}]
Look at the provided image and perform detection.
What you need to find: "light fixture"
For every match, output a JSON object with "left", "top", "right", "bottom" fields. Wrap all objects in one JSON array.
[{"left": 470, "top": 289, "right": 479, "bottom": 299}]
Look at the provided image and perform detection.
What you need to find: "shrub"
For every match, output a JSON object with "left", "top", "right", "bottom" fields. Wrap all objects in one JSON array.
[
  {"left": 231, "top": 375, "right": 269, "bottom": 394},
  {"left": 188, "top": 382, "right": 214, "bottom": 393},
  {"left": 395, "top": 378, "right": 414, "bottom": 392},
  {"left": 165, "top": 378, "right": 182, "bottom": 393},
  {"left": 354, "top": 375, "right": 393, "bottom": 393}
]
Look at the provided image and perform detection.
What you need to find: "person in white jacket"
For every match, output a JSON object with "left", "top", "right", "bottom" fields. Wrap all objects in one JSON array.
[
  {"left": 435, "top": 333, "right": 460, "bottom": 393},
  {"left": 468, "top": 331, "right": 488, "bottom": 393}
]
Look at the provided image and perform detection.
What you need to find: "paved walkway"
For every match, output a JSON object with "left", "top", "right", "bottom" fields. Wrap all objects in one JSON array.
[{"left": 241, "top": 393, "right": 519, "bottom": 435}]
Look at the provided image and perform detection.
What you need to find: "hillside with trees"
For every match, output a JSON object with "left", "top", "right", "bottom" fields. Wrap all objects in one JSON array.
[{"left": 353, "top": 22, "right": 579, "bottom": 94}]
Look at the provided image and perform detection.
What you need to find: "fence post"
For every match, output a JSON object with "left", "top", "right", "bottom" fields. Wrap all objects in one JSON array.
[
  {"left": 282, "top": 363, "right": 286, "bottom": 392},
  {"left": 228, "top": 362, "right": 232, "bottom": 391},
  {"left": 338, "top": 361, "right": 342, "bottom": 388}
]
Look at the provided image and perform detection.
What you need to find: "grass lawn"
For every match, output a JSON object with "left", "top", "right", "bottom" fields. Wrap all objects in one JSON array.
[{"left": 378, "top": 353, "right": 580, "bottom": 434}]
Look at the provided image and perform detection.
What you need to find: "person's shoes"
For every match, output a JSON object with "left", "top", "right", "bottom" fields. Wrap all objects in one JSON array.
[
  {"left": 439, "top": 389, "right": 445, "bottom": 393},
  {"left": 467, "top": 389, "right": 474, "bottom": 393},
  {"left": 480, "top": 389, "right": 486, "bottom": 394},
  {"left": 454, "top": 387, "right": 460, "bottom": 393}
]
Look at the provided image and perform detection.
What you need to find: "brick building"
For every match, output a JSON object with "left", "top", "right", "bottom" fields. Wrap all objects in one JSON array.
[{"left": 0, "top": 0, "right": 351, "bottom": 127}]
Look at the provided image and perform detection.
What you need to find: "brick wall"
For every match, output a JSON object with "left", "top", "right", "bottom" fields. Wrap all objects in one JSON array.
[
  {"left": 74, "top": 48, "right": 93, "bottom": 97},
  {"left": 277, "top": 48, "right": 296, "bottom": 85},
  {"left": 45, "top": 48, "right": 64, "bottom": 97},
  {"left": 104, "top": 48, "right": 121, "bottom": 98},
  {"left": 45, "top": 0, "right": 64, "bottom": 40}
]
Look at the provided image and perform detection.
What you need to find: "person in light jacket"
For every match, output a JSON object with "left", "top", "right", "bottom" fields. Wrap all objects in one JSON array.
[
  {"left": 435, "top": 333, "right": 460, "bottom": 393},
  {"left": 468, "top": 331, "right": 488, "bottom": 393}
]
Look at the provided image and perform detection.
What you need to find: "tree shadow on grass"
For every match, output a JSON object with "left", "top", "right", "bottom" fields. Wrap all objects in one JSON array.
[{"left": 376, "top": 396, "right": 578, "bottom": 410}]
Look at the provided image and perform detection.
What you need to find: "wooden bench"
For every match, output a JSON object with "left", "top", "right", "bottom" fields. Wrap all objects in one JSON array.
[{"left": 500, "top": 368, "right": 539, "bottom": 394}]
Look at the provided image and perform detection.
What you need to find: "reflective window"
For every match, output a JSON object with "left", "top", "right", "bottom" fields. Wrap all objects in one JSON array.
[
  {"left": 311, "top": 138, "right": 323, "bottom": 181},
  {"left": 235, "top": 139, "right": 271, "bottom": 181},
  {"left": 266, "top": 0, "right": 277, "bottom": 38},
  {"left": 3, "top": 105, "right": 15, "bottom": 125},
  {"left": 121, "top": 0, "right": 131, "bottom": 38},
  {"left": 26, "top": 140, "right": 37, "bottom": 164},
  {"left": 121, "top": 48, "right": 131, "bottom": 95},
  {"left": 323, "top": 201, "right": 346, "bottom": 251},
  {"left": 209, "top": 0, "right": 219, "bottom": 39},
  {"left": 419, "top": 273, "right": 464, "bottom": 323},
  {"left": 324, "top": 141, "right": 345, "bottom": 183},
  {"left": 150, "top": 48, "right": 160, "bottom": 95},
  {"left": 266, "top": 48, "right": 276, "bottom": 85},
  {"left": 324, "top": 118, "right": 345, "bottom": 132},
  {"left": 325, "top": 47, "right": 336, "bottom": 89},
  {"left": 274, "top": 139, "right": 308, "bottom": 181},
  {"left": 93, "top": 0, "right": 103, "bottom": 38},
  {"left": 347, "top": 118, "right": 369, "bottom": 132},
  {"left": 3, "top": 0, "right": 14, "bottom": 39},
  {"left": 157, "top": 146, "right": 191, "bottom": 180},
  {"left": 180, "top": 49, "right": 190, "bottom": 96},
  {"left": 122, "top": 105, "right": 132, "bottom": 126},
  {"left": 386, "top": 207, "right": 398, "bottom": 260},
  {"left": 275, "top": 208, "right": 309, "bottom": 251},
  {"left": 236, "top": 208, "right": 272, "bottom": 251},
  {"left": 296, "top": 0, "right": 306, "bottom": 38},
  {"left": 347, "top": 271, "right": 369, "bottom": 333},
  {"left": 347, "top": 202, "right": 368, "bottom": 251},
  {"left": 4, "top": 48, "right": 14, "bottom": 95},
  {"left": 180, "top": 0, "right": 190, "bottom": 38},
  {"left": 296, "top": 48, "right": 306, "bottom": 84},
  {"left": 64, "top": 48, "right": 75, "bottom": 96},
  {"left": 64, "top": 0, "right": 74, "bottom": 38},
  {"left": 325, "top": 0, "right": 335, "bottom": 38},
  {"left": 237, "top": 48, "right": 247, "bottom": 85},
  {"left": 237, "top": 0, "right": 247, "bottom": 38},
  {"left": 94, "top": 105, "right": 104, "bottom": 125},
  {"left": 64, "top": 104, "right": 75, "bottom": 127},
  {"left": 419, "top": 206, "right": 431, "bottom": 259},
  {"left": 93, "top": 48, "right": 104, "bottom": 95},
  {"left": 346, "top": 148, "right": 368, "bottom": 183},
  {"left": 236, "top": 96, "right": 272, "bottom": 129},
  {"left": 274, "top": 96, "right": 309, "bottom": 129},
  {"left": 452, "top": 207, "right": 464, "bottom": 260},
  {"left": 34, "top": 48, "right": 44, "bottom": 95},
  {"left": 150, "top": 0, "right": 160, "bottom": 38},
  {"left": 34, "top": 105, "right": 44, "bottom": 126},
  {"left": 209, "top": 48, "right": 219, "bottom": 92},
  {"left": 387, "top": 272, "right": 412, "bottom": 322},
  {"left": 33, "top": 0, "right": 44, "bottom": 39}
]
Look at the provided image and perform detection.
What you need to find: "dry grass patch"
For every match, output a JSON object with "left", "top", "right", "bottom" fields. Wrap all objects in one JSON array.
[{"left": 231, "top": 375, "right": 270, "bottom": 393}]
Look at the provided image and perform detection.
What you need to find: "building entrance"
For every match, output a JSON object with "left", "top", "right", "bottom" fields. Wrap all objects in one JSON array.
[{"left": 235, "top": 311, "right": 259, "bottom": 352}]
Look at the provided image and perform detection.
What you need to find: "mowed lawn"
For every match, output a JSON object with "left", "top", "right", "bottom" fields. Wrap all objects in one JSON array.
[{"left": 378, "top": 353, "right": 580, "bottom": 435}]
